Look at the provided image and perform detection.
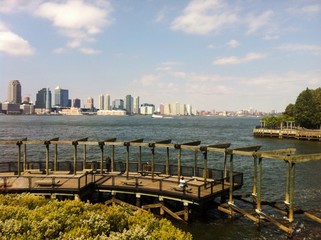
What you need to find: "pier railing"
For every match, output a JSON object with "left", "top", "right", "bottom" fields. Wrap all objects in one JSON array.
[{"left": 1, "top": 138, "right": 321, "bottom": 236}]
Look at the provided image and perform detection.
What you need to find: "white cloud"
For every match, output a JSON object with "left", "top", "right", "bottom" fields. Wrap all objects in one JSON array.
[
  {"left": 35, "top": 0, "right": 113, "bottom": 52},
  {"left": 53, "top": 48, "right": 65, "bottom": 54},
  {"left": 277, "top": 43, "right": 321, "bottom": 55},
  {"left": 79, "top": 47, "right": 100, "bottom": 55},
  {"left": 287, "top": 4, "right": 321, "bottom": 15},
  {"left": 226, "top": 39, "right": 240, "bottom": 48},
  {"left": 0, "top": 21, "right": 34, "bottom": 56},
  {"left": 171, "top": 0, "right": 238, "bottom": 35},
  {"left": 137, "top": 75, "right": 159, "bottom": 86},
  {"left": 0, "top": 0, "right": 43, "bottom": 13},
  {"left": 213, "top": 52, "right": 267, "bottom": 65},
  {"left": 247, "top": 10, "right": 274, "bottom": 34}
]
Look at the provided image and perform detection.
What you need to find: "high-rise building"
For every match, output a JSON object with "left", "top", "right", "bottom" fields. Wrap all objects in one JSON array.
[
  {"left": 133, "top": 96, "right": 140, "bottom": 114},
  {"left": 73, "top": 98, "right": 81, "bottom": 108},
  {"left": 125, "top": 95, "right": 133, "bottom": 114},
  {"left": 104, "top": 94, "right": 111, "bottom": 110},
  {"left": 7, "top": 80, "right": 22, "bottom": 104},
  {"left": 112, "top": 99, "right": 124, "bottom": 110},
  {"left": 54, "top": 86, "right": 69, "bottom": 107},
  {"left": 98, "top": 94, "right": 104, "bottom": 110},
  {"left": 140, "top": 103, "right": 155, "bottom": 115},
  {"left": 35, "top": 88, "right": 52, "bottom": 109},
  {"left": 85, "top": 97, "right": 94, "bottom": 109}
]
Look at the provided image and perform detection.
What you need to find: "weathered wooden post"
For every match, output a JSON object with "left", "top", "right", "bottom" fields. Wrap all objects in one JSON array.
[
  {"left": 111, "top": 145, "right": 115, "bottom": 172},
  {"left": 99, "top": 141, "right": 104, "bottom": 174},
  {"left": 194, "top": 149, "right": 198, "bottom": 177},
  {"left": 228, "top": 153, "right": 234, "bottom": 204},
  {"left": 223, "top": 151, "right": 228, "bottom": 178},
  {"left": 166, "top": 147, "right": 169, "bottom": 175},
  {"left": 125, "top": 142, "right": 130, "bottom": 179},
  {"left": 289, "top": 162, "right": 296, "bottom": 223},
  {"left": 252, "top": 156, "right": 258, "bottom": 198},
  {"left": 256, "top": 157, "right": 263, "bottom": 212},
  {"left": 285, "top": 160, "right": 291, "bottom": 204},
  {"left": 45, "top": 141, "right": 50, "bottom": 176},
  {"left": 17, "top": 141, "right": 22, "bottom": 176},
  {"left": 149, "top": 143, "right": 155, "bottom": 180},
  {"left": 83, "top": 144, "right": 87, "bottom": 170},
  {"left": 203, "top": 150, "right": 208, "bottom": 184},
  {"left": 138, "top": 146, "right": 142, "bottom": 172},
  {"left": 23, "top": 143, "right": 27, "bottom": 171},
  {"left": 165, "top": 147, "right": 169, "bottom": 175},
  {"left": 73, "top": 141, "right": 78, "bottom": 175},
  {"left": 54, "top": 143, "right": 58, "bottom": 171},
  {"left": 176, "top": 145, "right": 182, "bottom": 181},
  {"left": 136, "top": 193, "right": 141, "bottom": 208}
]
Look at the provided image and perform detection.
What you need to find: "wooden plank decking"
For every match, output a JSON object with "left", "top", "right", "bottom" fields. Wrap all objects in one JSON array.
[{"left": 0, "top": 171, "right": 239, "bottom": 203}]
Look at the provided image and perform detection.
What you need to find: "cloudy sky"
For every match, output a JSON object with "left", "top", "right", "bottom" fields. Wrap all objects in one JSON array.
[{"left": 0, "top": 0, "right": 320, "bottom": 112}]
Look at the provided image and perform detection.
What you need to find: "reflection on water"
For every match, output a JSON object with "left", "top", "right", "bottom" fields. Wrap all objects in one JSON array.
[{"left": 0, "top": 115, "right": 321, "bottom": 239}]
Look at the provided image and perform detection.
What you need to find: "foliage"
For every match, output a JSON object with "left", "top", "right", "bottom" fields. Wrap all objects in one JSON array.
[
  {"left": 294, "top": 88, "right": 319, "bottom": 129},
  {"left": 262, "top": 115, "right": 294, "bottom": 129},
  {"left": 0, "top": 194, "right": 192, "bottom": 240},
  {"left": 284, "top": 103, "right": 295, "bottom": 117},
  {"left": 282, "top": 88, "right": 321, "bottom": 129}
]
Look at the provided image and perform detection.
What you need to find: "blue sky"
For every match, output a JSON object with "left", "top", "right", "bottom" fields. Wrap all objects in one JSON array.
[{"left": 0, "top": 0, "right": 320, "bottom": 112}]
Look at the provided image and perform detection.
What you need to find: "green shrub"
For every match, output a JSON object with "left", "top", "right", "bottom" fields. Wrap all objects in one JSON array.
[{"left": 0, "top": 194, "right": 192, "bottom": 240}]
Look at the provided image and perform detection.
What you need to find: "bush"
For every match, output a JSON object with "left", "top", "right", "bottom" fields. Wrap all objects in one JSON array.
[{"left": 0, "top": 194, "right": 192, "bottom": 240}]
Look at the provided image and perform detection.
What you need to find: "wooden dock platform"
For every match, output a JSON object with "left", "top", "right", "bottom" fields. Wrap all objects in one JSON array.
[
  {"left": 0, "top": 137, "right": 321, "bottom": 236},
  {"left": 253, "top": 128, "right": 321, "bottom": 140}
]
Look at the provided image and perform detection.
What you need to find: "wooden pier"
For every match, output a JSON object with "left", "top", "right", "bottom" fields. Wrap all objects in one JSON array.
[
  {"left": 253, "top": 127, "right": 321, "bottom": 141},
  {"left": 1, "top": 137, "right": 321, "bottom": 236}
]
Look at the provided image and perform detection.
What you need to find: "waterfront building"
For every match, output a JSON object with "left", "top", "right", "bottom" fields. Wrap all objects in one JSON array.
[
  {"left": 133, "top": 96, "right": 140, "bottom": 114},
  {"left": 35, "top": 88, "right": 52, "bottom": 110},
  {"left": 84, "top": 97, "right": 94, "bottom": 109},
  {"left": 140, "top": 103, "right": 155, "bottom": 115},
  {"left": 97, "top": 109, "right": 126, "bottom": 116},
  {"left": 112, "top": 99, "right": 124, "bottom": 110},
  {"left": 54, "top": 86, "right": 69, "bottom": 107},
  {"left": 104, "top": 94, "right": 111, "bottom": 110},
  {"left": 98, "top": 94, "right": 104, "bottom": 110},
  {"left": 125, "top": 94, "right": 133, "bottom": 114},
  {"left": 73, "top": 98, "right": 81, "bottom": 108},
  {"left": 20, "top": 103, "right": 34, "bottom": 115},
  {"left": 7, "top": 80, "right": 22, "bottom": 104},
  {"left": 1, "top": 102, "right": 21, "bottom": 114},
  {"left": 161, "top": 102, "right": 194, "bottom": 116}
]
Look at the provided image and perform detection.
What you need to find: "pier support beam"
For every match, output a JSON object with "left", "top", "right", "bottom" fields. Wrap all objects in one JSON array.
[
  {"left": 17, "top": 141, "right": 22, "bottom": 176},
  {"left": 228, "top": 154, "right": 234, "bottom": 204},
  {"left": 136, "top": 194, "right": 141, "bottom": 208}
]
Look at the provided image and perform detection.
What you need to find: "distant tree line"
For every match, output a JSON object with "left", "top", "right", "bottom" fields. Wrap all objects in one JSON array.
[{"left": 263, "top": 88, "right": 321, "bottom": 129}]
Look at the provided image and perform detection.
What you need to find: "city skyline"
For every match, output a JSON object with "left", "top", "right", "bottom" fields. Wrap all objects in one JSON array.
[{"left": 1, "top": 0, "right": 320, "bottom": 112}]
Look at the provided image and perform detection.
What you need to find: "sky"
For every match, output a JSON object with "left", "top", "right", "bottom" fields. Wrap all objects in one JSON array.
[{"left": 0, "top": 0, "right": 320, "bottom": 112}]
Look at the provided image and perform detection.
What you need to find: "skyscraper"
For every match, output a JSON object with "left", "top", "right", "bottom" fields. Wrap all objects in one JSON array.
[
  {"left": 104, "top": 94, "right": 111, "bottom": 110},
  {"left": 54, "top": 86, "right": 69, "bottom": 107},
  {"left": 125, "top": 94, "right": 133, "bottom": 114},
  {"left": 98, "top": 94, "right": 104, "bottom": 110},
  {"left": 7, "top": 80, "right": 22, "bottom": 104},
  {"left": 85, "top": 97, "right": 94, "bottom": 109},
  {"left": 73, "top": 98, "right": 81, "bottom": 108},
  {"left": 133, "top": 96, "right": 140, "bottom": 114},
  {"left": 35, "top": 88, "right": 52, "bottom": 109}
]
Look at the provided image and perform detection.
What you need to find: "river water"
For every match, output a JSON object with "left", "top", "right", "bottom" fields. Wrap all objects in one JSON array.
[{"left": 0, "top": 115, "right": 320, "bottom": 239}]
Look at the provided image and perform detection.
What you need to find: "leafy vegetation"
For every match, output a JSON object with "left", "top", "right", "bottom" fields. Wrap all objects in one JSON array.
[
  {"left": 263, "top": 88, "right": 321, "bottom": 129},
  {"left": 0, "top": 194, "right": 192, "bottom": 240}
]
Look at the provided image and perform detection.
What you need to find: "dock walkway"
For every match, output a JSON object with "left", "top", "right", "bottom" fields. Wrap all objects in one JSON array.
[{"left": 253, "top": 127, "right": 321, "bottom": 140}]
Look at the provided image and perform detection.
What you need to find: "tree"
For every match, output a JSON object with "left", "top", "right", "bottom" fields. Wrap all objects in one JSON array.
[
  {"left": 284, "top": 103, "right": 295, "bottom": 117},
  {"left": 294, "top": 88, "right": 320, "bottom": 129}
]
